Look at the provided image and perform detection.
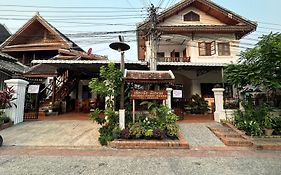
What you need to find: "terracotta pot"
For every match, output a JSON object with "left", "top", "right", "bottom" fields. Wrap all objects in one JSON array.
[{"left": 264, "top": 128, "right": 274, "bottom": 136}]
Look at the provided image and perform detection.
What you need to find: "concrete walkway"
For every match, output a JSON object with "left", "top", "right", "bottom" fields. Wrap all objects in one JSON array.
[
  {"left": 0, "top": 120, "right": 101, "bottom": 148},
  {"left": 179, "top": 122, "right": 225, "bottom": 148}
]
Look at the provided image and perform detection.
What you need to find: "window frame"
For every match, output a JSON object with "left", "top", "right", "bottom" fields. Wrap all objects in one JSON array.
[
  {"left": 218, "top": 42, "right": 231, "bottom": 56},
  {"left": 183, "top": 11, "right": 200, "bottom": 22},
  {"left": 198, "top": 42, "right": 212, "bottom": 56}
]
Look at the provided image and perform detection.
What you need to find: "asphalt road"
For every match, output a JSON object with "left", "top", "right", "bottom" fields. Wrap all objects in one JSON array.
[{"left": 0, "top": 150, "right": 280, "bottom": 175}]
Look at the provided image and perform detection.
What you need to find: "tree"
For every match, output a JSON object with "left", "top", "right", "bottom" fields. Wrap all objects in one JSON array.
[
  {"left": 225, "top": 33, "right": 281, "bottom": 90},
  {"left": 88, "top": 62, "right": 122, "bottom": 109}
]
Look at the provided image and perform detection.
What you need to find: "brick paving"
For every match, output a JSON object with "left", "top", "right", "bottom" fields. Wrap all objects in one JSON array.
[{"left": 179, "top": 122, "right": 225, "bottom": 148}]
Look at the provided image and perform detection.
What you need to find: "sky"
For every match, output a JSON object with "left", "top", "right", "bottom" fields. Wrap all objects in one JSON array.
[{"left": 0, "top": 0, "right": 280, "bottom": 61}]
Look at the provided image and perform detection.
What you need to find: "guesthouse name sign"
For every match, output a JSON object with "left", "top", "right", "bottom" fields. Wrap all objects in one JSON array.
[{"left": 130, "top": 90, "right": 167, "bottom": 100}]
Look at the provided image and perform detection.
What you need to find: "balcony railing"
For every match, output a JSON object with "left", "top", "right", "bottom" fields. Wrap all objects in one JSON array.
[{"left": 157, "top": 56, "right": 190, "bottom": 62}]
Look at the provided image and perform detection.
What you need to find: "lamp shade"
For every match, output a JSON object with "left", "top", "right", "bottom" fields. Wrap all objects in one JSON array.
[{"left": 109, "top": 42, "right": 130, "bottom": 52}]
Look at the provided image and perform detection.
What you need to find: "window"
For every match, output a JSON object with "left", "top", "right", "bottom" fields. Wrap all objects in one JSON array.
[
  {"left": 171, "top": 51, "right": 180, "bottom": 58},
  {"left": 199, "top": 42, "right": 216, "bottom": 56},
  {"left": 199, "top": 42, "right": 211, "bottom": 56},
  {"left": 157, "top": 52, "right": 165, "bottom": 61},
  {"left": 218, "top": 43, "right": 230, "bottom": 56},
  {"left": 183, "top": 11, "right": 200, "bottom": 21},
  {"left": 157, "top": 52, "right": 165, "bottom": 58}
]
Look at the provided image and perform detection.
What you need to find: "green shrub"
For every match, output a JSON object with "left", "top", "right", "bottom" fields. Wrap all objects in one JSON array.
[
  {"left": 233, "top": 100, "right": 273, "bottom": 136},
  {"left": 185, "top": 94, "right": 209, "bottom": 114},
  {"left": 0, "top": 116, "right": 10, "bottom": 124},
  {"left": 90, "top": 108, "right": 105, "bottom": 125},
  {"left": 144, "top": 129, "right": 153, "bottom": 138},
  {"left": 272, "top": 117, "right": 281, "bottom": 135},
  {"left": 129, "top": 122, "right": 145, "bottom": 139},
  {"left": 164, "top": 123, "right": 179, "bottom": 137}
]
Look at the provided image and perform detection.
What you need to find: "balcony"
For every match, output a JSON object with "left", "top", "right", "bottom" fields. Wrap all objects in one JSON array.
[{"left": 157, "top": 56, "right": 190, "bottom": 62}]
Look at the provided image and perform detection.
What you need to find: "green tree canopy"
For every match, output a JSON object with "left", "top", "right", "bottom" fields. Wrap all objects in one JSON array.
[
  {"left": 225, "top": 33, "right": 281, "bottom": 90},
  {"left": 88, "top": 62, "right": 122, "bottom": 109}
]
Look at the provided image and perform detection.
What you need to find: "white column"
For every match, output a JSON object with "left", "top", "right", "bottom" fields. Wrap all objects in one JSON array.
[
  {"left": 212, "top": 88, "right": 226, "bottom": 122},
  {"left": 4, "top": 79, "right": 29, "bottom": 124},
  {"left": 166, "top": 88, "right": 173, "bottom": 109}
]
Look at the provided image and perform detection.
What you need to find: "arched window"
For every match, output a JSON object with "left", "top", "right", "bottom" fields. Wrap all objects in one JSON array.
[{"left": 183, "top": 11, "right": 200, "bottom": 21}]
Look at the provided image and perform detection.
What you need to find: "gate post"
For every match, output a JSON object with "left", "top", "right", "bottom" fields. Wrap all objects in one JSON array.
[
  {"left": 212, "top": 88, "right": 226, "bottom": 122},
  {"left": 166, "top": 88, "right": 172, "bottom": 109},
  {"left": 4, "top": 79, "right": 29, "bottom": 124}
]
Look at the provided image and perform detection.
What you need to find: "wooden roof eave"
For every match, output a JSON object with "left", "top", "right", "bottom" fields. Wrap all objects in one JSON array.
[
  {"left": 125, "top": 78, "right": 175, "bottom": 84},
  {"left": 23, "top": 74, "right": 57, "bottom": 78},
  {"left": 157, "top": 25, "right": 255, "bottom": 37}
]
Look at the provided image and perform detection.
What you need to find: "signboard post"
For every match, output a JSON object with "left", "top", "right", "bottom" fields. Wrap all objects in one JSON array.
[{"left": 130, "top": 90, "right": 168, "bottom": 123}]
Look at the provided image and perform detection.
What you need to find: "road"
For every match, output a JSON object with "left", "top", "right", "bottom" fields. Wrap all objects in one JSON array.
[{"left": 0, "top": 147, "right": 280, "bottom": 175}]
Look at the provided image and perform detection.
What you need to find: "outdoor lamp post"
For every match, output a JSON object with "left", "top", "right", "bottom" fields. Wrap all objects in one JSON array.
[{"left": 109, "top": 36, "right": 130, "bottom": 129}]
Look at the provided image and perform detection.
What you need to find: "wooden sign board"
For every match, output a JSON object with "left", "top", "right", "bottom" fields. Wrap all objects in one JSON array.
[{"left": 131, "top": 90, "right": 167, "bottom": 100}]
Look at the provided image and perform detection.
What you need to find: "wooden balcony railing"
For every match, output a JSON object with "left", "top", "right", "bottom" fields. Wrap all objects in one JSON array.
[{"left": 158, "top": 57, "right": 190, "bottom": 62}]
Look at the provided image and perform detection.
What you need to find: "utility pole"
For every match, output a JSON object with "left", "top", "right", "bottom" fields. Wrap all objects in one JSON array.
[{"left": 148, "top": 4, "right": 158, "bottom": 71}]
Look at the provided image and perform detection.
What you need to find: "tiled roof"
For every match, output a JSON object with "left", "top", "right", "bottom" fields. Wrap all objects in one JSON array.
[
  {"left": 0, "top": 52, "right": 17, "bottom": 62},
  {"left": 0, "top": 59, "right": 28, "bottom": 74},
  {"left": 124, "top": 70, "right": 175, "bottom": 83},
  {"left": 24, "top": 64, "right": 57, "bottom": 77},
  {"left": 157, "top": 62, "right": 225, "bottom": 67}
]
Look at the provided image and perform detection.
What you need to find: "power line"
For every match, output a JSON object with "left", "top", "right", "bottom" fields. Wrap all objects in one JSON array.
[
  {"left": 0, "top": 4, "right": 144, "bottom": 9},
  {"left": 0, "top": 9, "right": 146, "bottom": 13}
]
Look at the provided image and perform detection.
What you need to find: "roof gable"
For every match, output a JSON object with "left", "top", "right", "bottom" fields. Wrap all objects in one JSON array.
[
  {"left": 158, "top": 6, "right": 226, "bottom": 26},
  {"left": 139, "top": 0, "right": 256, "bottom": 29},
  {"left": 158, "top": 0, "right": 256, "bottom": 26},
  {"left": 1, "top": 14, "right": 83, "bottom": 51}
]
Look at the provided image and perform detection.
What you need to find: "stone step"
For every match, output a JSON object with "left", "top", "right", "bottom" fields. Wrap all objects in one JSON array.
[
  {"left": 223, "top": 137, "right": 253, "bottom": 147},
  {"left": 215, "top": 132, "right": 242, "bottom": 138}
]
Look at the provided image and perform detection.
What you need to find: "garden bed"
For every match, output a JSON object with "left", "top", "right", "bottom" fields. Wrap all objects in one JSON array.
[
  {"left": 109, "top": 132, "right": 189, "bottom": 149},
  {"left": 0, "top": 121, "right": 14, "bottom": 131}
]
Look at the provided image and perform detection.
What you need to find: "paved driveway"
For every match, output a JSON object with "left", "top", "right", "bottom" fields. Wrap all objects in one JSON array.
[{"left": 0, "top": 120, "right": 101, "bottom": 148}]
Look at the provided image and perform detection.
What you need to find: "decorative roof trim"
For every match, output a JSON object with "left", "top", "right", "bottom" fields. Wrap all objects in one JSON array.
[{"left": 31, "top": 59, "right": 148, "bottom": 65}]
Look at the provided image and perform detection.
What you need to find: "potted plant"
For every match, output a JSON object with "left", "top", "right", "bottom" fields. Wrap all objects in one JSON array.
[
  {"left": 263, "top": 115, "right": 274, "bottom": 136},
  {"left": 184, "top": 94, "right": 209, "bottom": 114}
]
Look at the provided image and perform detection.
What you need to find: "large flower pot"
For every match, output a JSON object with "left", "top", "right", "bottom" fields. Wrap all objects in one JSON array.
[{"left": 264, "top": 128, "right": 274, "bottom": 136}]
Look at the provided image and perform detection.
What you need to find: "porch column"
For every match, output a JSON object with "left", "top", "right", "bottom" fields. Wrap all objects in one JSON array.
[
  {"left": 4, "top": 79, "right": 29, "bottom": 124},
  {"left": 166, "top": 88, "right": 172, "bottom": 109},
  {"left": 212, "top": 88, "right": 226, "bottom": 122}
]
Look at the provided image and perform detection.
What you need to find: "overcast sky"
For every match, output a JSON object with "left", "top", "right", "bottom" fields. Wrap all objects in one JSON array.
[{"left": 0, "top": 0, "right": 280, "bottom": 61}]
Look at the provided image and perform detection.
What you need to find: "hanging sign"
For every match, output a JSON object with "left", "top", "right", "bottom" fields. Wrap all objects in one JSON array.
[
  {"left": 131, "top": 90, "right": 167, "bottom": 100},
  {"left": 173, "top": 90, "right": 182, "bottom": 98},
  {"left": 27, "top": 85, "right": 40, "bottom": 94}
]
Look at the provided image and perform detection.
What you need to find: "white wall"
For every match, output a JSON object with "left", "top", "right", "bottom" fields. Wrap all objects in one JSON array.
[{"left": 145, "top": 33, "right": 240, "bottom": 64}]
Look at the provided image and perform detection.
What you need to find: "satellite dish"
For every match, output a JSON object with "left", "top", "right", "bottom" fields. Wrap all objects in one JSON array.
[{"left": 87, "top": 48, "right": 92, "bottom": 55}]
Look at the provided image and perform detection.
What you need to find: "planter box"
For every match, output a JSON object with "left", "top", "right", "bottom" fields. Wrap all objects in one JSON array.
[
  {"left": 108, "top": 132, "right": 189, "bottom": 149},
  {"left": 0, "top": 121, "right": 14, "bottom": 130}
]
